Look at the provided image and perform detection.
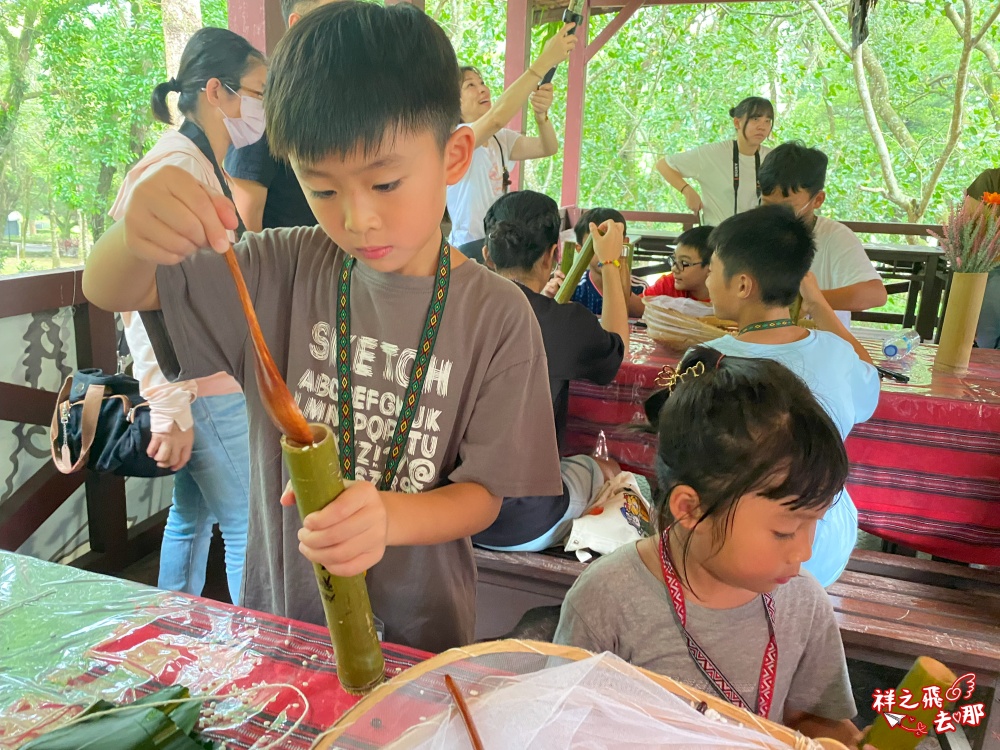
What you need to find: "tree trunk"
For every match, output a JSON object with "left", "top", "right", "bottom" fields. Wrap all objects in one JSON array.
[
  {"left": 161, "top": 0, "right": 203, "bottom": 125},
  {"left": 49, "top": 193, "right": 60, "bottom": 269},
  {"left": 78, "top": 209, "right": 90, "bottom": 262},
  {"left": 89, "top": 163, "right": 117, "bottom": 240}
]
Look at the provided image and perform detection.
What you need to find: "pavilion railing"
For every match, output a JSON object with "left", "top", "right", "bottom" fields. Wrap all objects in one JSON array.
[{"left": 0, "top": 269, "right": 167, "bottom": 572}]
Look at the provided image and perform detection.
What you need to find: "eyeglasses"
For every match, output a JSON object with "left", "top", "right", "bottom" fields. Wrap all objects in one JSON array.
[
  {"left": 671, "top": 259, "right": 706, "bottom": 271},
  {"left": 226, "top": 83, "right": 265, "bottom": 100}
]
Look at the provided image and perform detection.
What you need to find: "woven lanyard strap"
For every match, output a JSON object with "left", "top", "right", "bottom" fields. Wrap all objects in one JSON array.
[
  {"left": 732, "top": 140, "right": 762, "bottom": 216},
  {"left": 659, "top": 529, "right": 778, "bottom": 717},
  {"left": 178, "top": 120, "right": 246, "bottom": 239},
  {"left": 336, "top": 238, "right": 451, "bottom": 491}
]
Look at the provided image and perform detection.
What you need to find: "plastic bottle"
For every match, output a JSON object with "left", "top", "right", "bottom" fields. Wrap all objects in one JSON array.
[{"left": 882, "top": 329, "right": 921, "bottom": 359}]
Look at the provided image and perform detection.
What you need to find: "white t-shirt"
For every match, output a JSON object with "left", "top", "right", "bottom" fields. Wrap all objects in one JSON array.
[
  {"left": 109, "top": 128, "right": 241, "bottom": 431},
  {"left": 811, "top": 215, "right": 882, "bottom": 327},
  {"left": 706, "top": 330, "right": 880, "bottom": 586},
  {"left": 666, "top": 140, "right": 772, "bottom": 226},
  {"left": 446, "top": 127, "right": 522, "bottom": 246}
]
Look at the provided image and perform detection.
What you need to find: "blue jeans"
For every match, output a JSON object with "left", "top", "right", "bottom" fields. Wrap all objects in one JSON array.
[
  {"left": 976, "top": 268, "right": 1000, "bottom": 349},
  {"left": 158, "top": 393, "right": 250, "bottom": 602}
]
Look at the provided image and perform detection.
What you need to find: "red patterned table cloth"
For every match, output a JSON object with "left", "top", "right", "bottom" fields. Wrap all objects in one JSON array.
[
  {"left": 0, "top": 551, "right": 429, "bottom": 749},
  {"left": 564, "top": 327, "right": 1000, "bottom": 566}
]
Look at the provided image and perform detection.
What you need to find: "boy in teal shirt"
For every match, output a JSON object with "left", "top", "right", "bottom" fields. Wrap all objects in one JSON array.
[
  {"left": 702, "top": 205, "right": 880, "bottom": 586},
  {"left": 83, "top": 2, "right": 564, "bottom": 651}
]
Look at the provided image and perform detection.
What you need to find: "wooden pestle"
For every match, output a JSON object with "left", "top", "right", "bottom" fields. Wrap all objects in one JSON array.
[
  {"left": 222, "top": 248, "right": 313, "bottom": 445},
  {"left": 222, "top": 247, "right": 384, "bottom": 694}
]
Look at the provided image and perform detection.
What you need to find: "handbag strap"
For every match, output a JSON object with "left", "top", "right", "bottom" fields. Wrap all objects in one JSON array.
[{"left": 50, "top": 377, "right": 107, "bottom": 474}]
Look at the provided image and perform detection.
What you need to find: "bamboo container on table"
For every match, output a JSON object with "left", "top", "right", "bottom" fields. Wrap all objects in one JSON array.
[{"left": 282, "top": 424, "right": 385, "bottom": 695}]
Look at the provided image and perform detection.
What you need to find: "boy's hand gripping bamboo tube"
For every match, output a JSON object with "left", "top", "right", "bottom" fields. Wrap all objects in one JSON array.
[{"left": 282, "top": 424, "right": 385, "bottom": 694}]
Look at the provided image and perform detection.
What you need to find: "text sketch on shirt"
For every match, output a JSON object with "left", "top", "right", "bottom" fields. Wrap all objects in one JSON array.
[{"left": 296, "top": 322, "right": 453, "bottom": 493}]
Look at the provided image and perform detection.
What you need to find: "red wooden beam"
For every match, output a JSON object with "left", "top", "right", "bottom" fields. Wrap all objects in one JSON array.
[
  {"left": 385, "top": 0, "right": 426, "bottom": 9},
  {"left": 227, "top": 0, "right": 284, "bottom": 54},
  {"left": 0, "top": 462, "right": 85, "bottom": 551},
  {"left": 560, "top": 1, "right": 589, "bottom": 207},
  {"left": 0, "top": 383, "right": 57, "bottom": 426},
  {"left": 586, "top": 0, "right": 642, "bottom": 62},
  {"left": 504, "top": 0, "right": 533, "bottom": 191},
  {"left": 0, "top": 270, "right": 83, "bottom": 320}
]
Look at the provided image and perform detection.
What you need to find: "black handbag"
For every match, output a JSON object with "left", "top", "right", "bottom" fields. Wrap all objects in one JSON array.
[{"left": 50, "top": 369, "right": 174, "bottom": 477}]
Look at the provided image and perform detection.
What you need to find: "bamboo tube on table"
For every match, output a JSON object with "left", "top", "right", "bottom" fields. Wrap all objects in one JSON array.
[
  {"left": 282, "top": 423, "right": 385, "bottom": 695},
  {"left": 555, "top": 234, "right": 594, "bottom": 304},
  {"left": 862, "top": 656, "right": 957, "bottom": 750}
]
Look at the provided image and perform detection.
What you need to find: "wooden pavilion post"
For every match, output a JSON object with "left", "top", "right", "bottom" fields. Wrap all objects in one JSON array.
[
  {"left": 559, "top": 0, "right": 589, "bottom": 208},
  {"left": 227, "top": 0, "right": 284, "bottom": 53},
  {"left": 503, "top": 0, "right": 532, "bottom": 191}
]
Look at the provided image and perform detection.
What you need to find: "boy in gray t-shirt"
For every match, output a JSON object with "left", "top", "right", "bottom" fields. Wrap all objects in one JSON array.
[{"left": 82, "top": 5, "right": 564, "bottom": 652}]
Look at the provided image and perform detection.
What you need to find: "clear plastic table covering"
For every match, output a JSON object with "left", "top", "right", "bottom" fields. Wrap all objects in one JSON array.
[{"left": 0, "top": 551, "right": 427, "bottom": 749}]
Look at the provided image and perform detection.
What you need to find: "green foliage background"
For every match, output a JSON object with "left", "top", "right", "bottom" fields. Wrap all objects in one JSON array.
[
  {"left": 433, "top": 0, "right": 1000, "bottom": 227},
  {"left": 1, "top": 0, "right": 998, "bottom": 274}
]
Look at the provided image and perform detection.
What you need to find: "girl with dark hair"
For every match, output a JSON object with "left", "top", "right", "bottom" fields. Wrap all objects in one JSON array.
[
  {"left": 471, "top": 190, "right": 628, "bottom": 551},
  {"left": 655, "top": 97, "right": 774, "bottom": 226},
  {"left": 108, "top": 27, "right": 266, "bottom": 603},
  {"left": 555, "top": 348, "right": 874, "bottom": 749},
  {"left": 446, "top": 27, "right": 577, "bottom": 249}
]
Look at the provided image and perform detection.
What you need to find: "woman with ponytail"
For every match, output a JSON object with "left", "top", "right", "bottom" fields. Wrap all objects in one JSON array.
[
  {"left": 472, "top": 191, "right": 628, "bottom": 551},
  {"left": 655, "top": 97, "right": 774, "bottom": 226},
  {"left": 107, "top": 27, "right": 266, "bottom": 603}
]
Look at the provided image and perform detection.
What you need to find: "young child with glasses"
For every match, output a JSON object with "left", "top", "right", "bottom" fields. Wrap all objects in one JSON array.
[{"left": 642, "top": 225, "right": 714, "bottom": 305}]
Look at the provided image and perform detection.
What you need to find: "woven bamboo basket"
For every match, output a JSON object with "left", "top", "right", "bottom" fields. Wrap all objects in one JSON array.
[
  {"left": 313, "top": 639, "right": 849, "bottom": 750},
  {"left": 642, "top": 297, "right": 735, "bottom": 351}
]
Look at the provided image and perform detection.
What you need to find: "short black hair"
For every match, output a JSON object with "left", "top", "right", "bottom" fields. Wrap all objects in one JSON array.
[
  {"left": 484, "top": 191, "right": 561, "bottom": 272},
  {"left": 266, "top": 1, "right": 461, "bottom": 165},
  {"left": 709, "top": 204, "right": 815, "bottom": 307},
  {"left": 729, "top": 96, "right": 774, "bottom": 121},
  {"left": 281, "top": 0, "right": 321, "bottom": 24},
  {"left": 574, "top": 207, "right": 627, "bottom": 245},
  {"left": 675, "top": 225, "right": 714, "bottom": 265},
  {"left": 759, "top": 141, "right": 828, "bottom": 198},
  {"left": 151, "top": 27, "right": 265, "bottom": 125},
  {"left": 646, "top": 346, "right": 848, "bottom": 589}
]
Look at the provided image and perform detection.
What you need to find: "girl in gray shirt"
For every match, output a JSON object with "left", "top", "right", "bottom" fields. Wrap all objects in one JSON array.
[{"left": 556, "top": 348, "right": 872, "bottom": 748}]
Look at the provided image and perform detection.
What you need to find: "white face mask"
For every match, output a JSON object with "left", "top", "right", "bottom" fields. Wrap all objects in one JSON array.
[{"left": 222, "top": 84, "right": 266, "bottom": 148}]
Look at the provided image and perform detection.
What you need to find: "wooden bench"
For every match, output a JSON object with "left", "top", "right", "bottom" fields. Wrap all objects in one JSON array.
[{"left": 474, "top": 547, "right": 1000, "bottom": 747}]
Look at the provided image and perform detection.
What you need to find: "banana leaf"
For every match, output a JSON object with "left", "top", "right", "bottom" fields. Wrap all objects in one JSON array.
[{"left": 22, "top": 686, "right": 213, "bottom": 750}]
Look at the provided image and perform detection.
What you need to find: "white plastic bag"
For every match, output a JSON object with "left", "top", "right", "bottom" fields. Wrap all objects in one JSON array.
[{"left": 564, "top": 471, "right": 652, "bottom": 561}]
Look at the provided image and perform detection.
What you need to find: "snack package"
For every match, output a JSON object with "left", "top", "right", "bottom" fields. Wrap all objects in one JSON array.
[{"left": 565, "top": 472, "right": 653, "bottom": 561}]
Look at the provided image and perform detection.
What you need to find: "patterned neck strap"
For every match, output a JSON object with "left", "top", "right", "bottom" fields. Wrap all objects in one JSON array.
[
  {"left": 738, "top": 318, "right": 795, "bottom": 336},
  {"left": 658, "top": 529, "right": 778, "bottom": 717},
  {"left": 336, "top": 238, "right": 451, "bottom": 491}
]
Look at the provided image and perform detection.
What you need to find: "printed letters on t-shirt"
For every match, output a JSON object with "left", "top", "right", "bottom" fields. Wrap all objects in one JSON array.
[{"left": 296, "top": 321, "right": 453, "bottom": 492}]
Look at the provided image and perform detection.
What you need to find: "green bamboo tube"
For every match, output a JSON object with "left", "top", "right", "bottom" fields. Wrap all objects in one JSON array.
[
  {"left": 281, "top": 423, "right": 385, "bottom": 695},
  {"left": 559, "top": 241, "right": 576, "bottom": 276},
  {"left": 862, "top": 656, "right": 956, "bottom": 750},
  {"left": 555, "top": 234, "right": 595, "bottom": 303},
  {"left": 789, "top": 294, "right": 803, "bottom": 324}
]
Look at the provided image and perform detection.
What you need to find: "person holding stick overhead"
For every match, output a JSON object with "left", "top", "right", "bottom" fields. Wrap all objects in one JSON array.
[
  {"left": 656, "top": 97, "right": 774, "bottom": 226},
  {"left": 446, "top": 24, "right": 578, "bottom": 250}
]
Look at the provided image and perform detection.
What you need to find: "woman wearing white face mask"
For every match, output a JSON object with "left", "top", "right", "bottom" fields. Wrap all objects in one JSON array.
[{"left": 106, "top": 27, "right": 265, "bottom": 603}]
